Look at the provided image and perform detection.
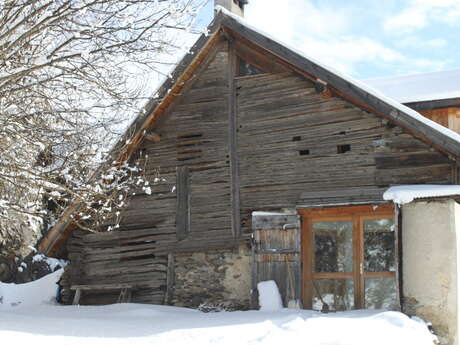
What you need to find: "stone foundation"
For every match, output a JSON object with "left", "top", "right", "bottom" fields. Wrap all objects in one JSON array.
[{"left": 170, "top": 244, "right": 252, "bottom": 310}]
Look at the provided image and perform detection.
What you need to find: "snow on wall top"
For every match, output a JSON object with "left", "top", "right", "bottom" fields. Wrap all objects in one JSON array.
[
  {"left": 365, "top": 69, "right": 460, "bottom": 104},
  {"left": 383, "top": 185, "right": 460, "bottom": 204},
  {"left": 215, "top": 7, "right": 460, "bottom": 148}
]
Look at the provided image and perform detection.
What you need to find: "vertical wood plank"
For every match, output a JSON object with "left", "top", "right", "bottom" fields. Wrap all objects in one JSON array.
[
  {"left": 301, "top": 215, "right": 313, "bottom": 309},
  {"left": 250, "top": 234, "right": 258, "bottom": 309},
  {"left": 295, "top": 215, "right": 303, "bottom": 306},
  {"left": 354, "top": 215, "right": 364, "bottom": 308},
  {"left": 228, "top": 42, "right": 241, "bottom": 238},
  {"left": 453, "top": 163, "right": 459, "bottom": 184},
  {"left": 164, "top": 253, "right": 175, "bottom": 305},
  {"left": 176, "top": 167, "right": 190, "bottom": 240}
]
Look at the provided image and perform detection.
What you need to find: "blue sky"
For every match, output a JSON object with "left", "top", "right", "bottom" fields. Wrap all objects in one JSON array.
[{"left": 195, "top": 0, "right": 460, "bottom": 79}]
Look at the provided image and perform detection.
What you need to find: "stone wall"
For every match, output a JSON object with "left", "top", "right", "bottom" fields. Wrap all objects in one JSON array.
[
  {"left": 170, "top": 244, "right": 252, "bottom": 310},
  {"left": 402, "top": 200, "right": 460, "bottom": 345}
]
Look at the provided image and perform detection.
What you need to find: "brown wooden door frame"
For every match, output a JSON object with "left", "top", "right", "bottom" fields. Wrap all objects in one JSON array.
[{"left": 299, "top": 204, "right": 395, "bottom": 310}]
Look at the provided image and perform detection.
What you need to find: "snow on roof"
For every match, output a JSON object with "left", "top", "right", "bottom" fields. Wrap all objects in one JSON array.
[
  {"left": 365, "top": 69, "right": 460, "bottom": 104},
  {"left": 383, "top": 185, "right": 460, "bottom": 204},
  {"left": 216, "top": 7, "right": 460, "bottom": 148}
]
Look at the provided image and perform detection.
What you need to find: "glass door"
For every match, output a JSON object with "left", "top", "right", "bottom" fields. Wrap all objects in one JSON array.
[
  {"left": 311, "top": 219, "right": 355, "bottom": 311},
  {"left": 300, "top": 205, "right": 397, "bottom": 311},
  {"left": 362, "top": 217, "right": 398, "bottom": 309}
]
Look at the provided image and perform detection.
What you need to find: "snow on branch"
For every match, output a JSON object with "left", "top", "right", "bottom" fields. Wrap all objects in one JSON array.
[{"left": 0, "top": 0, "right": 206, "bottom": 242}]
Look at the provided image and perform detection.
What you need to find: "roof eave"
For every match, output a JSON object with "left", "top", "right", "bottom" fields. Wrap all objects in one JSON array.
[
  {"left": 404, "top": 97, "right": 460, "bottom": 111},
  {"left": 219, "top": 13, "right": 460, "bottom": 159}
]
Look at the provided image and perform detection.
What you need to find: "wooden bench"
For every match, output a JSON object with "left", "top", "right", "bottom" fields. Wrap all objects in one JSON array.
[{"left": 71, "top": 284, "right": 133, "bottom": 305}]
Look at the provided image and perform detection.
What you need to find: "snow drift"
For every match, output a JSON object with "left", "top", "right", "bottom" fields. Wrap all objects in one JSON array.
[
  {"left": 0, "top": 270, "right": 438, "bottom": 345},
  {"left": 0, "top": 269, "right": 62, "bottom": 309}
]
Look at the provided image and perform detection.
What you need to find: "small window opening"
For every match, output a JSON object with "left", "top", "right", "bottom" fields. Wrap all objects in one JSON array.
[
  {"left": 339, "top": 131, "right": 346, "bottom": 135},
  {"left": 337, "top": 144, "right": 351, "bottom": 154},
  {"left": 238, "top": 58, "right": 263, "bottom": 76},
  {"left": 292, "top": 136, "right": 302, "bottom": 142},
  {"left": 177, "top": 133, "right": 203, "bottom": 139},
  {"left": 299, "top": 149, "right": 310, "bottom": 156}
]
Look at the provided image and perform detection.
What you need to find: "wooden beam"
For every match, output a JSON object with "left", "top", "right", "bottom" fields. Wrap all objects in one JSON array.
[
  {"left": 298, "top": 204, "right": 394, "bottom": 217},
  {"left": 228, "top": 43, "right": 241, "bottom": 238}
]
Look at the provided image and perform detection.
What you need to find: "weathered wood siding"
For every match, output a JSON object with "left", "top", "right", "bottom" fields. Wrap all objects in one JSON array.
[
  {"left": 236, "top": 71, "right": 453, "bottom": 232},
  {"left": 63, "top": 37, "right": 457, "bottom": 306},
  {"left": 252, "top": 214, "right": 301, "bottom": 308},
  {"left": 62, "top": 229, "right": 168, "bottom": 305},
  {"left": 122, "top": 43, "right": 234, "bottom": 250}
]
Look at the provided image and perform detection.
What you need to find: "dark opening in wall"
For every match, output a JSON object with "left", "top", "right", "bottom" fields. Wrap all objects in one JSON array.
[
  {"left": 177, "top": 133, "right": 203, "bottom": 139},
  {"left": 299, "top": 149, "right": 310, "bottom": 156},
  {"left": 238, "top": 58, "right": 263, "bottom": 76},
  {"left": 292, "top": 136, "right": 302, "bottom": 141},
  {"left": 337, "top": 144, "right": 351, "bottom": 154},
  {"left": 177, "top": 133, "right": 203, "bottom": 161}
]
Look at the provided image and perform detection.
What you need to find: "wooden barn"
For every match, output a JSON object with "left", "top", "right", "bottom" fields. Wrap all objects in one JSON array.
[{"left": 40, "top": 1, "right": 460, "bottom": 343}]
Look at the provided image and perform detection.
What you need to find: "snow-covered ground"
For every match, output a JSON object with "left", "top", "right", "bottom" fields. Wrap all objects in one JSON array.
[{"left": 0, "top": 271, "right": 438, "bottom": 345}]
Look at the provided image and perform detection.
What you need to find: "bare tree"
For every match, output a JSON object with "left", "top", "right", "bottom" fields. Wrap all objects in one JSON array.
[{"left": 0, "top": 0, "right": 206, "bottom": 251}]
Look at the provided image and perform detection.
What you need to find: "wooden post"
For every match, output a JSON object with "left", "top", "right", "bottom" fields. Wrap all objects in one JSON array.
[
  {"left": 228, "top": 42, "right": 241, "bottom": 238},
  {"left": 72, "top": 288, "right": 81, "bottom": 305}
]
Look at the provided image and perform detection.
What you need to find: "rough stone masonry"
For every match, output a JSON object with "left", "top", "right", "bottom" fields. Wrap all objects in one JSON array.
[{"left": 171, "top": 244, "right": 252, "bottom": 310}]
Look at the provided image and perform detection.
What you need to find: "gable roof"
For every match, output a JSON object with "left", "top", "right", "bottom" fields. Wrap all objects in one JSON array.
[
  {"left": 365, "top": 69, "right": 460, "bottom": 110},
  {"left": 39, "top": 7, "right": 460, "bottom": 257}
]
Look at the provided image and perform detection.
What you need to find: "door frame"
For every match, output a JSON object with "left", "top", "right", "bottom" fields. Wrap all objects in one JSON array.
[{"left": 298, "top": 204, "right": 396, "bottom": 310}]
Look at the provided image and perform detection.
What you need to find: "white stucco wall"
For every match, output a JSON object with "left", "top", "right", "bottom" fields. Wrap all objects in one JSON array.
[{"left": 402, "top": 200, "right": 460, "bottom": 345}]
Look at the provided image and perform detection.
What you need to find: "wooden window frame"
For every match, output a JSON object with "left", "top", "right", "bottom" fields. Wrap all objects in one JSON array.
[{"left": 299, "top": 204, "right": 396, "bottom": 310}]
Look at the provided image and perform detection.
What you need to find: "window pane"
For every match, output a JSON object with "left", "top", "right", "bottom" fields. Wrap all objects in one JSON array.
[
  {"left": 313, "top": 221, "right": 353, "bottom": 272},
  {"left": 364, "top": 218, "right": 395, "bottom": 272},
  {"left": 312, "top": 278, "right": 354, "bottom": 311},
  {"left": 365, "top": 277, "right": 398, "bottom": 310}
]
